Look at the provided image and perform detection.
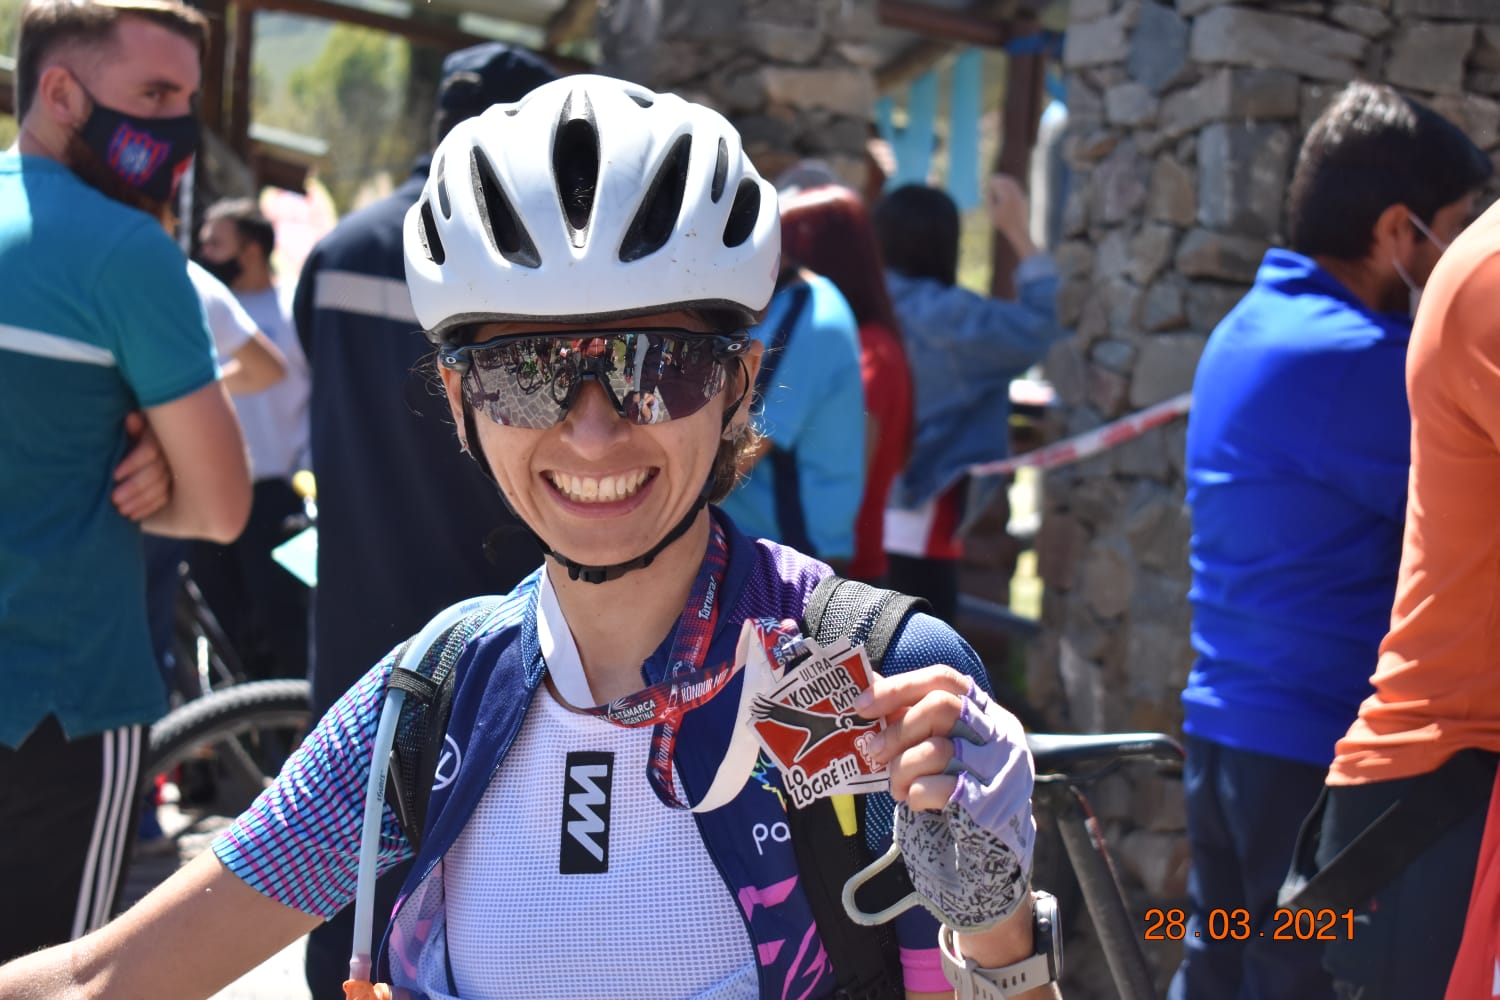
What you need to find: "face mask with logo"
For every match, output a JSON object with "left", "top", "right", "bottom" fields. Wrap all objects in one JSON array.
[{"left": 76, "top": 87, "right": 200, "bottom": 204}]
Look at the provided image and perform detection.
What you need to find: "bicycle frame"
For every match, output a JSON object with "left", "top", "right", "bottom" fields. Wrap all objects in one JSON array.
[{"left": 1034, "top": 779, "right": 1158, "bottom": 1000}]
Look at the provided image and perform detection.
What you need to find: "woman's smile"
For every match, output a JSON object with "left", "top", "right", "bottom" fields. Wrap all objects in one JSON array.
[{"left": 543, "top": 467, "right": 655, "bottom": 504}]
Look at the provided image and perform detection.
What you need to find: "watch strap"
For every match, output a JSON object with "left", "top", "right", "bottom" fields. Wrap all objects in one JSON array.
[{"left": 938, "top": 923, "right": 1055, "bottom": 999}]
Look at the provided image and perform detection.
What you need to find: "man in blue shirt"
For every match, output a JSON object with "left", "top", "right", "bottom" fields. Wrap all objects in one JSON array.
[
  {"left": 1172, "top": 82, "right": 1491, "bottom": 999},
  {"left": 0, "top": 0, "right": 249, "bottom": 959},
  {"left": 291, "top": 41, "right": 554, "bottom": 997}
]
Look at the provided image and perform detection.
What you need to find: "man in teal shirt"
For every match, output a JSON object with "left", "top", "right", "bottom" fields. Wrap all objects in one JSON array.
[{"left": 0, "top": 0, "right": 249, "bottom": 958}]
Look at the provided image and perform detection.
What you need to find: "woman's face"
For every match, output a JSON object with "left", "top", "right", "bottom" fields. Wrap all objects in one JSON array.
[{"left": 440, "top": 311, "right": 761, "bottom": 566}]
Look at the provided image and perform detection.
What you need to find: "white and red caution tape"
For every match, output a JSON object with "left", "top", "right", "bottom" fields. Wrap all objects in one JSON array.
[{"left": 967, "top": 391, "right": 1193, "bottom": 477}]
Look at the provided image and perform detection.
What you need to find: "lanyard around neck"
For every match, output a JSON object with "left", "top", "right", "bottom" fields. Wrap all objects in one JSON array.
[{"left": 541, "top": 516, "right": 732, "bottom": 810}]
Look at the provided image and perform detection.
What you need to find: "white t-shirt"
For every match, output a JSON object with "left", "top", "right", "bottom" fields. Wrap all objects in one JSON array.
[
  {"left": 232, "top": 284, "right": 311, "bottom": 482},
  {"left": 185, "top": 260, "right": 255, "bottom": 363}
]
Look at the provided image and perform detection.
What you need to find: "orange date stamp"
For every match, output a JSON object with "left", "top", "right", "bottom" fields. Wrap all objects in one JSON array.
[{"left": 1143, "top": 907, "right": 1357, "bottom": 941}]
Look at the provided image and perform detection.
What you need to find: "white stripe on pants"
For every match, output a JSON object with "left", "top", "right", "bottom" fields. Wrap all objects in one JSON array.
[{"left": 70, "top": 724, "right": 142, "bottom": 938}]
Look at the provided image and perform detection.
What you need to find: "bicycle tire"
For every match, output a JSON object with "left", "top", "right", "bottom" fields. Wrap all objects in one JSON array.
[{"left": 145, "top": 679, "right": 313, "bottom": 784}]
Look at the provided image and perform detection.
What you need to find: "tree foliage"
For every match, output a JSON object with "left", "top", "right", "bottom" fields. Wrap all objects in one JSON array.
[
  {"left": 257, "top": 23, "right": 417, "bottom": 213},
  {"left": 2, "top": 0, "right": 20, "bottom": 148}
]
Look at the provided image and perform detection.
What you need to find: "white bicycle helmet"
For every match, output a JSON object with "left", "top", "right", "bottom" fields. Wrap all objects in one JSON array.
[{"left": 404, "top": 74, "right": 781, "bottom": 342}]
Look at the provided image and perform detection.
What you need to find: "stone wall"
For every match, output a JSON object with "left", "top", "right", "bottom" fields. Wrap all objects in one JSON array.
[
  {"left": 1034, "top": 0, "right": 1500, "bottom": 991},
  {"left": 596, "top": 0, "right": 880, "bottom": 187}
]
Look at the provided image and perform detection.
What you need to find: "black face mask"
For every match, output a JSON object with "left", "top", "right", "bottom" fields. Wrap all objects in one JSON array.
[
  {"left": 197, "top": 254, "right": 242, "bottom": 287},
  {"left": 76, "top": 92, "right": 200, "bottom": 204}
]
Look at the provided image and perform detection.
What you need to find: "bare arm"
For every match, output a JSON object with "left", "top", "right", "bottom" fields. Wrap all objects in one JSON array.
[
  {"left": 0, "top": 853, "right": 320, "bottom": 1000},
  {"left": 221, "top": 330, "right": 288, "bottom": 396},
  {"left": 140, "top": 381, "right": 252, "bottom": 543}
]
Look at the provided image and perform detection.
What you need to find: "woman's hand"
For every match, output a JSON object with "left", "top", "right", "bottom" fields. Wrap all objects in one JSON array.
[{"left": 854, "top": 666, "right": 1036, "bottom": 931}]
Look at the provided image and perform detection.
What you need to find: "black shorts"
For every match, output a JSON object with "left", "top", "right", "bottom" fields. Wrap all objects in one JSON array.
[{"left": 0, "top": 716, "right": 144, "bottom": 961}]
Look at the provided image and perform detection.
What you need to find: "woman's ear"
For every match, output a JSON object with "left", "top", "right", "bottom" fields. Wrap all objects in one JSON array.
[{"left": 438, "top": 365, "right": 469, "bottom": 451}]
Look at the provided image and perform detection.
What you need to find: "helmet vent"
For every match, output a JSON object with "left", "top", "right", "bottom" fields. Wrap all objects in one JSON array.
[
  {"left": 722, "top": 178, "right": 761, "bottom": 249},
  {"left": 417, "top": 199, "right": 446, "bottom": 264},
  {"left": 711, "top": 137, "right": 728, "bottom": 203},
  {"left": 619, "top": 133, "right": 691, "bottom": 263},
  {"left": 471, "top": 146, "right": 542, "bottom": 268},
  {"left": 553, "top": 98, "right": 599, "bottom": 248},
  {"left": 435, "top": 156, "right": 451, "bottom": 219},
  {"left": 629, "top": 92, "right": 654, "bottom": 108}
]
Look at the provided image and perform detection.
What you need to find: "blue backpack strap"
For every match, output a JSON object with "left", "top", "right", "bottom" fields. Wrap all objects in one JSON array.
[
  {"left": 754, "top": 280, "right": 812, "bottom": 400},
  {"left": 755, "top": 281, "right": 816, "bottom": 554}
]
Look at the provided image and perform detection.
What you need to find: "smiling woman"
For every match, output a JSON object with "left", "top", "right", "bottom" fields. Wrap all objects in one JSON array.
[{"left": 0, "top": 73, "right": 1051, "bottom": 1000}]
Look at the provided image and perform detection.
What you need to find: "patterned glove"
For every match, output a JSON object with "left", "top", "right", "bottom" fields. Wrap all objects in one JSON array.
[{"left": 894, "top": 680, "right": 1035, "bottom": 931}]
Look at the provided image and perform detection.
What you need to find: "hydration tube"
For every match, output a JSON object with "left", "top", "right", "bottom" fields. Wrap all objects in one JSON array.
[{"left": 348, "top": 596, "right": 506, "bottom": 985}]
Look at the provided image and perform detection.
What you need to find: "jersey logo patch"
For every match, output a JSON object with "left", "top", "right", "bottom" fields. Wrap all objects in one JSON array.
[
  {"left": 560, "top": 751, "right": 613, "bottom": 874},
  {"left": 432, "top": 734, "right": 462, "bottom": 791}
]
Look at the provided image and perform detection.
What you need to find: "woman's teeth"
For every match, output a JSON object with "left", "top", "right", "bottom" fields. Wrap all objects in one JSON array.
[{"left": 550, "top": 469, "right": 650, "bottom": 503}]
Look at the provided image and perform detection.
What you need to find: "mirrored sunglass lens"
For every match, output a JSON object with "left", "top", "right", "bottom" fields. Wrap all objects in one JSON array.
[
  {"left": 465, "top": 333, "right": 728, "bottom": 428},
  {"left": 465, "top": 339, "right": 572, "bottom": 428},
  {"left": 622, "top": 335, "right": 725, "bottom": 424}
]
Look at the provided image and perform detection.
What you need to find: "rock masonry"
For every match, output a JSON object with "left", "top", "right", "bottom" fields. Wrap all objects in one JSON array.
[{"left": 1033, "top": 0, "right": 1500, "bottom": 990}]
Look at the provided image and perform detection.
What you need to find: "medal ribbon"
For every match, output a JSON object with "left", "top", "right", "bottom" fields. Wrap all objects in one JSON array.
[{"left": 576, "top": 516, "right": 731, "bottom": 809}]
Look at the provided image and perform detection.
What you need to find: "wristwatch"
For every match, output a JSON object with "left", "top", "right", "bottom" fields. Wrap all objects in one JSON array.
[{"left": 937, "top": 890, "right": 1062, "bottom": 999}]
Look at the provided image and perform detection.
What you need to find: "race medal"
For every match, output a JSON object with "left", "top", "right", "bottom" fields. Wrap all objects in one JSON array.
[{"left": 741, "top": 620, "right": 888, "bottom": 809}]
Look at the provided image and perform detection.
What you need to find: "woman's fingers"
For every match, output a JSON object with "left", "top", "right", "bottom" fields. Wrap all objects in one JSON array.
[
  {"left": 854, "top": 664, "right": 969, "bottom": 719},
  {"left": 884, "top": 736, "right": 956, "bottom": 802}
]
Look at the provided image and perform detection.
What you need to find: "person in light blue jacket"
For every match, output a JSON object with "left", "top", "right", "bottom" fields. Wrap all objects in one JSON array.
[{"left": 874, "top": 178, "right": 1068, "bottom": 620}]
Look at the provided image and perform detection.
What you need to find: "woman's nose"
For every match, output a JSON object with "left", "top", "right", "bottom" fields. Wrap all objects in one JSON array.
[{"left": 560, "top": 379, "right": 628, "bottom": 453}]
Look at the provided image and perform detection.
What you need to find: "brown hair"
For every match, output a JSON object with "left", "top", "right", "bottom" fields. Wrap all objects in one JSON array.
[
  {"left": 706, "top": 361, "right": 763, "bottom": 504},
  {"left": 16, "top": 0, "right": 207, "bottom": 120},
  {"left": 780, "top": 185, "right": 901, "bottom": 335},
  {"left": 205, "top": 196, "right": 277, "bottom": 259}
]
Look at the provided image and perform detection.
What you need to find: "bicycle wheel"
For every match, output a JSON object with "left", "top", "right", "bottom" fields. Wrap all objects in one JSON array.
[{"left": 146, "top": 680, "right": 313, "bottom": 811}]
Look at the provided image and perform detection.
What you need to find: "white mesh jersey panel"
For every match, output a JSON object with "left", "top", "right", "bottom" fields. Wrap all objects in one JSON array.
[{"left": 434, "top": 687, "right": 758, "bottom": 1000}]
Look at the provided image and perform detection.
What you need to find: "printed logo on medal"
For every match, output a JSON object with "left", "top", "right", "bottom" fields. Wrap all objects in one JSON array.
[{"left": 560, "top": 751, "right": 614, "bottom": 874}]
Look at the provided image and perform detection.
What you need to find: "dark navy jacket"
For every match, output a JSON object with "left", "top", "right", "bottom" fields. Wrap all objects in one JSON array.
[{"left": 292, "top": 157, "right": 540, "bottom": 717}]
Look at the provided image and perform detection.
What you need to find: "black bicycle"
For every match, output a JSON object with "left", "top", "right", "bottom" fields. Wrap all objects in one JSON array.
[
  {"left": 1029, "top": 731, "right": 1186, "bottom": 1000},
  {"left": 169, "top": 568, "right": 247, "bottom": 702}
]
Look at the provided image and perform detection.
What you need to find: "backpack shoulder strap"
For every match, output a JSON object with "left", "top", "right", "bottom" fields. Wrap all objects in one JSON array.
[
  {"left": 754, "top": 281, "right": 812, "bottom": 400},
  {"left": 383, "top": 599, "right": 504, "bottom": 852},
  {"left": 784, "top": 575, "right": 929, "bottom": 1000}
]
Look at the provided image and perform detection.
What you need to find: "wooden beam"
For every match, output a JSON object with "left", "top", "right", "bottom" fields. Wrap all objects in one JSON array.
[
  {"left": 875, "top": 1, "right": 1037, "bottom": 92},
  {"left": 544, "top": 0, "right": 597, "bottom": 50},
  {"left": 877, "top": 0, "right": 1031, "bottom": 48},
  {"left": 991, "top": 51, "right": 1046, "bottom": 300},
  {"left": 876, "top": 39, "right": 953, "bottom": 92},
  {"left": 240, "top": 0, "right": 590, "bottom": 72},
  {"left": 251, "top": 146, "right": 311, "bottom": 192},
  {"left": 228, "top": 2, "right": 254, "bottom": 162},
  {"left": 199, "top": 0, "right": 229, "bottom": 133}
]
